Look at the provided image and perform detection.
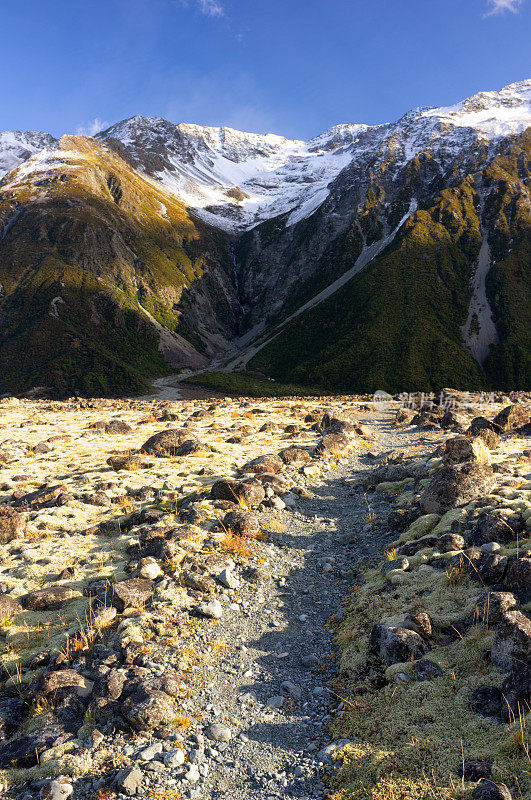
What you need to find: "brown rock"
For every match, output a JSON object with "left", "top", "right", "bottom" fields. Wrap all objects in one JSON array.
[
  {"left": 221, "top": 511, "right": 260, "bottom": 538},
  {"left": 420, "top": 463, "right": 495, "bottom": 515},
  {"left": 493, "top": 404, "right": 530, "bottom": 432},
  {"left": 314, "top": 433, "right": 350, "bottom": 458},
  {"left": 140, "top": 429, "right": 198, "bottom": 457},
  {"left": 240, "top": 454, "right": 284, "bottom": 474},
  {"left": 0, "top": 506, "right": 25, "bottom": 543},
  {"left": 22, "top": 586, "right": 74, "bottom": 611},
  {"left": 437, "top": 533, "right": 466, "bottom": 552},
  {"left": 209, "top": 479, "right": 265, "bottom": 508},
  {"left": 107, "top": 454, "right": 142, "bottom": 471},
  {"left": 111, "top": 579, "right": 154, "bottom": 611},
  {"left": 278, "top": 447, "right": 312, "bottom": 467},
  {"left": 13, "top": 484, "right": 68, "bottom": 509},
  {"left": 0, "top": 594, "right": 22, "bottom": 619},
  {"left": 442, "top": 436, "right": 491, "bottom": 466},
  {"left": 40, "top": 669, "right": 94, "bottom": 698}
]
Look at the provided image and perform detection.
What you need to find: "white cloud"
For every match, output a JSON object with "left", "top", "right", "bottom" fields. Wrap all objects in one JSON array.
[
  {"left": 76, "top": 117, "right": 109, "bottom": 136},
  {"left": 178, "top": 0, "right": 224, "bottom": 16},
  {"left": 485, "top": 0, "right": 524, "bottom": 15},
  {"left": 197, "top": 0, "right": 224, "bottom": 15}
]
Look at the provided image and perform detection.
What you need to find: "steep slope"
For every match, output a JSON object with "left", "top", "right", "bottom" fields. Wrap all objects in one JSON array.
[
  {"left": 234, "top": 80, "right": 531, "bottom": 331},
  {"left": 0, "top": 136, "right": 239, "bottom": 396},
  {"left": 247, "top": 131, "right": 531, "bottom": 392}
]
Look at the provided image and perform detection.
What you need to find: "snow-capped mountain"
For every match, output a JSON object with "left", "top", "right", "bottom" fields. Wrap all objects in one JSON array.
[
  {"left": 95, "top": 79, "right": 531, "bottom": 232},
  {"left": 1, "top": 80, "right": 529, "bottom": 233},
  {"left": 0, "top": 79, "right": 528, "bottom": 397},
  {"left": 97, "top": 117, "right": 364, "bottom": 231},
  {"left": 0, "top": 131, "right": 57, "bottom": 179}
]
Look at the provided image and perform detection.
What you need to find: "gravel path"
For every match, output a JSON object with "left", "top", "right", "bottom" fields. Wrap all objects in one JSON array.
[{"left": 169, "top": 414, "right": 430, "bottom": 800}]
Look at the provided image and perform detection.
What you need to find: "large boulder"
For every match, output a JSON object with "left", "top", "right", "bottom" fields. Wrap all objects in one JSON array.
[
  {"left": 111, "top": 579, "right": 154, "bottom": 612},
  {"left": 369, "top": 624, "right": 430, "bottom": 665},
  {"left": 0, "top": 506, "right": 25, "bottom": 543},
  {"left": 22, "top": 586, "right": 74, "bottom": 611},
  {"left": 500, "top": 666, "right": 531, "bottom": 721},
  {"left": 13, "top": 483, "right": 68, "bottom": 509},
  {"left": 209, "top": 479, "right": 265, "bottom": 508},
  {"left": 0, "top": 594, "right": 22, "bottom": 619},
  {"left": 0, "top": 725, "right": 72, "bottom": 768},
  {"left": 493, "top": 404, "right": 530, "bottom": 432},
  {"left": 504, "top": 557, "right": 531, "bottom": 604},
  {"left": 121, "top": 685, "right": 175, "bottom": 731},
  {"left": 314, "top": 433, "right": 350, "bottom": 458},
  {"left": 467, "top": 417, "right": 503, "bottom": 437},
  {"left": 442, "top": 436, "right": 491, "bottom": 466},
  {"left": 473, "top": 781, "right": 512, "bottom": 800},
  {"left": 474, "top": 592, "right": 517, "bottom": 626},
  {"left": 474, "top": 552, "right": 508, "bottom": 585},
  {"left": 240, "top": 454, "right": 284, "bottom": 474},
  {"left": 491, "top": 610, "right": 531, "bottom": 671},
  {"left": 221, "top": 511, "right": 260, "bottom": 538},
  {"left": 278, "top": 447, "right": 312, "bottom": 467},
  {"left": 467, "top": 512, "right": 519, "bottom": 546},
  {"left": 420, "top": 463, "right": 495, "bottom": 515},
  {"left": 140, "top": 429, "right": 201, "bottom": 457},
  {"left": 39, "top": 669, "right": 94, "bottom": 698}
]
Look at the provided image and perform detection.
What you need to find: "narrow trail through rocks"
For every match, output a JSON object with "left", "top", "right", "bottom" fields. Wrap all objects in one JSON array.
[{"left": 164, "top": 414, "right": 430, "bottom": 800}]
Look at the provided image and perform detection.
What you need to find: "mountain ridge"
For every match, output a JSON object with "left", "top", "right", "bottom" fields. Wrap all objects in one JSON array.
[{"left": 0, "top": 79, "right": 529, "bottom": 396}]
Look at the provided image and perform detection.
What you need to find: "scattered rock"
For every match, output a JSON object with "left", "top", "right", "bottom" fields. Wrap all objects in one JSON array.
[
  {"left": 420, "top": 463, "right": 495, "bottom": 514},
  {"left": 111, "top": 579, "right": 154, "bottom": 611},
  {"left": 0, "top": 506, "right": 25, "bottom": 543},
  {"left": 491, "top": 610, "right": 531, "bottom": 671},
  {"left": 194, "top": 599, "right": 223, "bottom": 619},
  {"left": 205, "top": 723, "right": 232, "bottom": 742},
  {"left": 442, "top": 436, "right": 491, "bottom": 466},
  {"left": 369, "top": 624, "right": 430, "bottom": 665}
]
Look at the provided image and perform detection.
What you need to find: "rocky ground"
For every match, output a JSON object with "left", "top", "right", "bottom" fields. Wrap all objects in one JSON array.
[{"left": 0, "top": 390, "right": 528, "bottom": 800}]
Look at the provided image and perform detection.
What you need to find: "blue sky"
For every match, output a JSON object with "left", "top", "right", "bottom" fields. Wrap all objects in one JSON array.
[{"left": 2, "top": 0, "right": 529, "bottom": 139}]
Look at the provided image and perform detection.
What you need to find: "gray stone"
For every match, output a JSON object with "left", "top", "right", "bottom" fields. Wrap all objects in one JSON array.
[
  {"left": 139, "top": 742, "right": 163, "bottom": 761},
  {"left": 491, "top": 610, "right": 531, "bottom": 671},
  {"left": 316, "top": 739, "right": 352, "bottom": 764},
  {"left": 205, "top": 723, "right": 232, "bottom": 742},
  {"left": 40, "top": 780, "right": 74, "bottom": 800},
  {"left": 115, "top": 765, "right": 143, "bottom": 796},
  {"left": 164, "top": 748, "right": 185, "bottom": 768},
  {"left": 194, "top": 599, "right": 223, "bottom": 620},
  {"left": 369, "top": 624, "right": 430, "bottom": 665}
]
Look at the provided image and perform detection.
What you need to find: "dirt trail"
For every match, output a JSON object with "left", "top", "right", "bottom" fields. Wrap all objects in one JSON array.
[{"left": 169, "top": 414, "right": 429, "bottom": 800}]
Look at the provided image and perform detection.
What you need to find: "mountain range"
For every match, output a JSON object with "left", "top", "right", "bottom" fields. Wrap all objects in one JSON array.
[{"left": 0, "top": 79, "right": 529, "bottom": 396}]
